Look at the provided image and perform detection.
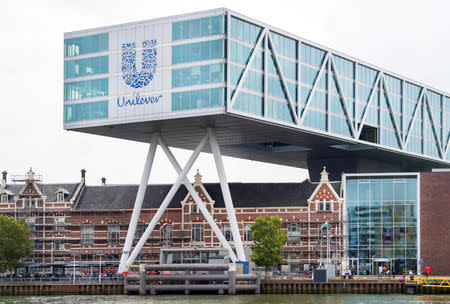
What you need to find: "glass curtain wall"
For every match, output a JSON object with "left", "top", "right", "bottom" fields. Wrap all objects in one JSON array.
[
  {"left": 346, "top": 176, "right": 418, "bottom": 275},
  {"left": 226, "top": 13, "right": 448, "bottom": 161},
  {"left": 171, "top": 15, "right": 225, "bottom": 111},
  {"left": 64, "top": 33, "right": 109, "bottom": 122}
]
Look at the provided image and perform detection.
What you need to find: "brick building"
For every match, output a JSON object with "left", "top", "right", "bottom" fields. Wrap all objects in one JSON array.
[
  {"left": 2, "top": 167, "right": 448, "bottom": 275},
  {"left": 419, "top": 172, "right": 450, "bottom": 276},
  {"left": 0, "top": 168, "right": 344, "bottom": 275}
]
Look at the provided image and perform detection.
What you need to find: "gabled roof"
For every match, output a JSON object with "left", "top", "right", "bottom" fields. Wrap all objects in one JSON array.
[
  {"left": 1, "top": 189, "right": 14, "bottom": 195},
  {"left": 0, "top": 183, "right": 79, "bottom": 202},
  {"left": 307, "top": 167, "right": 342, "bottom": 202},
  {"left": 74, "top": 180, "right": 341, "bottom": 210},
  {"left": 55, "top": 187, "right": 70, "bottom": 195}
]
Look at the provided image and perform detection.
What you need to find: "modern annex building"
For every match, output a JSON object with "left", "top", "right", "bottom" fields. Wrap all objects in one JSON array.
[{"left": 63, "top": 9, "right": 450, "bottom": 273}]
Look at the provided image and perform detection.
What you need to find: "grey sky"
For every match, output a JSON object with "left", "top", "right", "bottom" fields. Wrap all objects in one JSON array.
[{"left": 1, "top": 0, "right": 449, "bottom": 186}]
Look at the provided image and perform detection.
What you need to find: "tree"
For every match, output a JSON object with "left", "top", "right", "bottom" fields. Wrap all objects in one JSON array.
[
  {"left": 250, "top": 216, "right": 288, "bottom": 277},
  {"left": 0, "top": 215, "right": 33, "bottom": 272}
]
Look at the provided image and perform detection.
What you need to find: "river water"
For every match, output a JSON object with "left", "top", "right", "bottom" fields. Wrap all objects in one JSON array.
[{"left": 0, "top": 294, "right": 449, "bottom": 304}]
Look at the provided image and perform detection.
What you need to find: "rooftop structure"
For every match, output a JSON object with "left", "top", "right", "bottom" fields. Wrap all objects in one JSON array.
[{"left": 64, "top": 8, "right": 450, "bottom": 180}]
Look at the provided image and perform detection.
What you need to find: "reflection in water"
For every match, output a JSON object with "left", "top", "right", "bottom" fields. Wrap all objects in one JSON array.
[{"left": 0, "top": 295, "right": 449, "bottom": 304}]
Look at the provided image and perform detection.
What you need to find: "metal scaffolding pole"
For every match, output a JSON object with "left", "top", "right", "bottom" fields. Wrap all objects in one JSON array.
[
  {"left": 118, "top": 135, "right": 158, "bottom": 274},
  {"left": 208, "top": 128, "right": 246, "bottom": 261},
  {"left": 126, "top": 132, "right": 209, "bottom": 267},
  {"left": 155, "top": 134, "right": 238, "bottom": 262}
]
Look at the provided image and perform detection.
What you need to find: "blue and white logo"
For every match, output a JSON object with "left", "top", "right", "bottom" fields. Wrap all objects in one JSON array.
[{"left": 121, "top": 40, "right": 157, "bottom": 89}]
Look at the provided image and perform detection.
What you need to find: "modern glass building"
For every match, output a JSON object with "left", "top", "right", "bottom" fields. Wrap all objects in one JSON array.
[
  {"left": 63, "top": 8, "right": 450, "bottom": 179},
  {"left": 343, "top": 173, "right": 419, "bottom": 275}
]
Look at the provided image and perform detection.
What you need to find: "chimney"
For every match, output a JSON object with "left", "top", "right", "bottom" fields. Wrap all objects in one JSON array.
[
  {"left": 81, "top": 169, "right": 86, "bottom": 180},
  {"left": 194, "top": 169, "right": 202, "bottom": 186},
  {"left": 1, "top": 171, "right": 6, "bottom": 186},
  {"left": 101, "top": 177, "right": 106, "bottom": 186},
  {"left": 320, "top": 166, "right": 329, "bottom": 183}
]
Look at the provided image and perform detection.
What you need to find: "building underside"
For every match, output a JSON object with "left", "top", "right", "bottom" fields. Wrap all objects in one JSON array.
[{"left": 72, "top": 114, "right": 447, "bottom": 181}]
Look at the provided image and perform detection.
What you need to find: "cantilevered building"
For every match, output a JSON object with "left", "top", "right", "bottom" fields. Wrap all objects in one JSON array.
[
  {"left": 64, "top": 8, "right": 450, "bottom": 180},
  {"left": 63, "top": 9, "right": 450, "bottom": 273}
]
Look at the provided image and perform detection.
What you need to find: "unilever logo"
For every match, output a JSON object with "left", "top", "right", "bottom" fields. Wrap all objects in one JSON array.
[
  {"left": 121, "top": 39, "right": 157, "bottom": 88},
  {"left": 118, "top": 39, "right": 162, "bottom": 108}
]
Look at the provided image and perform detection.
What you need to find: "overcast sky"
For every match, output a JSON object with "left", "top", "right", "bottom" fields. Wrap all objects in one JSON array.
[{"left": 1, "top": 0, "right": 449, "bottom": 186}]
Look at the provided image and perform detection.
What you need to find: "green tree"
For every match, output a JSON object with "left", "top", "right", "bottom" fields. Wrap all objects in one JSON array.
[
  {"left": 250, "top": 216, "right": 288, "bottom": 277},
  {"left": 0, "top": 215, "right": 33, "bottom": 273}
]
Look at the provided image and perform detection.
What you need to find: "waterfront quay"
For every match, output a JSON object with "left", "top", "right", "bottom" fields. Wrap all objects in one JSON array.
[
  {"left": 0, "top": 280, "right": 123, "bottom": 296},
  {"left": 1, "top": 277, "right": 449, "bottom": 296}
]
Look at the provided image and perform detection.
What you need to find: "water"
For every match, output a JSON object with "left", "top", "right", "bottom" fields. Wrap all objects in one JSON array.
[{"left": 0, "top": 295, "right": 449, "bottom": 304}]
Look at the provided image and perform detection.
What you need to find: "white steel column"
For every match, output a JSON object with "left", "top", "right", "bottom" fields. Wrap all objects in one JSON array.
[
  {"left": 118, "top": 135, "right": 158, "bottom": 274},
  {"left": 155, "top": 134, "right": 238, "bottom": 261},
  {"left": 208, "top": 128, "right": 246, "bottom": 261},
  {"left": 126, "top": 133, "right": 209, "bottom": 266}
]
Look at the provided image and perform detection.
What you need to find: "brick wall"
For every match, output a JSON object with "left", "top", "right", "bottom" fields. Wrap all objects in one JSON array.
[{"left": 420, "top": 172, "right": 450, "bottom": 276}]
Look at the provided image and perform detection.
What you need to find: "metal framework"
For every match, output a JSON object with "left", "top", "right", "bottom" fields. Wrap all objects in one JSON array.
[
  {"left": 226, "top": 10, "right": 450, "bottom": 162},
  {"left": 414, "top": 276, "right": 450, "bottom": 288},
  {"left": 118, "top": 129, "right": 246, "bottom": 274}
]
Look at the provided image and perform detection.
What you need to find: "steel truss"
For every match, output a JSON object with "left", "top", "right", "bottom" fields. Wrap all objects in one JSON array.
[
  {"left": 118, "top": 129, "right": 246, "bottom": 274},
  {"left": 227, "top": 12, "right": 449, "bottom": 160}
]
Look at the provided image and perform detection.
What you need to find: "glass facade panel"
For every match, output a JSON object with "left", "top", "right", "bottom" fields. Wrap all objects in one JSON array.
[
  {"left": 172, "top": 15, "right": 224, "bottom": 41},
  {"left": 64, "top": 56, "right": 108, "bottom": 79},
  {"left": 172, "top": 87, "right": 224, "bottom": 111},
  {"left": 64, "top": 33, "right": 108, "bottom": 57},
  {"left": 231, "top": 17, "right": 262, "bottom": 45},
  {"left": 346, "top": 176, "right": 418, "bottom": 275},
  {"left": 64, "top": 100, "right": 108, "bottom": 123},
  {"left": 172, "top": 64, "right": 223, "bottom": 88},
  {"left": 172, "top": 39, "right": 223, "bottom": 65},
  {"left": 64, "top": 78, "right": 108, "bottom": 101}
]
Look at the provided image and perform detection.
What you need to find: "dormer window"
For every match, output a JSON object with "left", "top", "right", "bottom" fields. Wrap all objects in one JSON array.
[
  {"left": 0, "top": 193, "right": 8, "bottom": 203},
  {"left": 55, "top": 188, "right": 69, "bottom": 202},
  {"left": 57, "top": 192, "right": 65, "bottom": 202}
]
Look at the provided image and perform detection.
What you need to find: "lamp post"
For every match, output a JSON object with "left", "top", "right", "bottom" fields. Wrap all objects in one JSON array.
[
  {"left": 98, "top": 250, "right": 103, "bottom": 283},
  {"left": 71, "top": 251, "right": 78, "bottom": 284},
  {"left": 51, "top": 242, "right": 54, "bottom": 274}
]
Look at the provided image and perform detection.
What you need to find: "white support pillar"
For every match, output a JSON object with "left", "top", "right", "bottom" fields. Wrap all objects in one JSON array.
[
  {"left": 155, "top": 134, "right": 238, "bottom": 262},
  {"left": 118, "top": 135, "right": 158, "bottom": 274},
  {"left": 126, "top": 133, "right": 209, "bottom": 267},
  {"left": 208, "top": 128, "right": 246, "bottom": 261}
]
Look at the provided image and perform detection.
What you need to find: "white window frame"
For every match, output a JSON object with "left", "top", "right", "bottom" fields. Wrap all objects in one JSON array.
[
  {"left": 56, "top": 192, "right": 65, "bottom": 202},
  {"left": 243, "top": 223, "right": 252, "bottom": 242},
  {"left": 107, "top": 224, "right": 120, "bottom": 246},
  {"left": 192, "top": 224, "right": 204, "bottom": 243},
  {"left": 81, "top": 225, "right": 94, "bottom": 247},
  {"left": 0, "top": 193, "right": 8, "bottom": 203},
  {"left": 222, "top": 223, "right": 233, "bottom": 242}
]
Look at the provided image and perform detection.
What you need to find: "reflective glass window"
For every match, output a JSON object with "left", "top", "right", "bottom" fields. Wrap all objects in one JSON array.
[
  {"left": 172, "top": 15, "right": 224, "bottom": 41},
  {"left": 64, "top": 56, "right": 109, "bottom": 79},
  {"left": 64, "top": 33, "right": 108, "bottom": 57},
  {"left": 172, "top": 87, "right": 224, "bottom": 111},
  {"left": 64, "top": 78, "right": 108, "bottom": 101},
  {"left": 64, "top": 100, "right": 108, "bottom": 123}
]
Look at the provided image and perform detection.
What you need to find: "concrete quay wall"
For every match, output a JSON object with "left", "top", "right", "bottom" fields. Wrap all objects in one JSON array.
[
  {"left": 261, "top": 279, "right": 450, "bottom": 294},
  {"left": 0, "top": 281, "right": 123, "bottom": 296},
  {"left": 1, "top": 279, "right": 449, "bottom": 296}
]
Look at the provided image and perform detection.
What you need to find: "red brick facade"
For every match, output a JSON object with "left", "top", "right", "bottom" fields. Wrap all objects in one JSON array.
[
  {"left": 420, "top": 172, "right": 450, "bottom": 276},
  {"left": 0, "top": 169, "right": 344, "bottom": 274}
]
